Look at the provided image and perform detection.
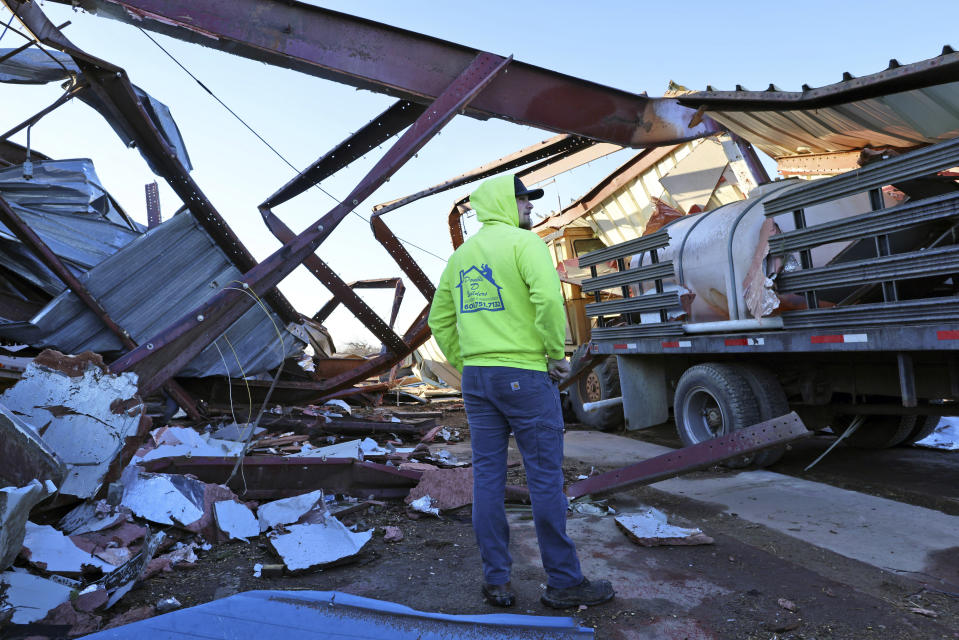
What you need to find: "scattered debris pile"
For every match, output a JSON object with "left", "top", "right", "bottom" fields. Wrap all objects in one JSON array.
[{"left": 0, "top": 348, "right": 485, "bottom": 636}]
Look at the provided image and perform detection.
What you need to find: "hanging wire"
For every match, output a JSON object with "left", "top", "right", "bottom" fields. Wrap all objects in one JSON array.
[{"left": 136, "top": 27, "right": 447, "bottom": 263}]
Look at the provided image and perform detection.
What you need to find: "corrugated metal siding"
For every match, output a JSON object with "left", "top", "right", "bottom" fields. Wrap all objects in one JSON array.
[
  {"left": 0, "top": 210, "right": 303, "bottom": 377},
  {"left": 706, "top": 82, "right": 959, "bottom": 159},
  {"left": 582, "top": 143, "right": 695, "bottom": 246},
  {"left": 0, "top": 160, "right": 142, "bottom": 295}
]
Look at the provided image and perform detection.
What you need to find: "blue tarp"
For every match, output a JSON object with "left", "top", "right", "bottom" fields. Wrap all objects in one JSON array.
[{"left": 84, "top": 590, "right": 594, "bottom": 639}]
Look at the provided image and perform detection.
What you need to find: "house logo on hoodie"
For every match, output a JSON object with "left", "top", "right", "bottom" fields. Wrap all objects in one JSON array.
[{"left": 457, "top": 264, "right": 505, "bottom": 313}]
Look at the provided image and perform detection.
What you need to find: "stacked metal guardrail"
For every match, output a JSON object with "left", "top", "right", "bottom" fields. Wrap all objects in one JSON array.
[
  {"left": 578, "top": 229, "right": 684, "bottom": 339},
  {"left": 764, "top": 138, "right": 959, "bottom": 329}
]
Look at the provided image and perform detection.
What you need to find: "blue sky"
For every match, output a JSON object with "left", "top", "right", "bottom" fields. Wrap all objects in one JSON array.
[{"left": 2, "top": 1, "right": 958, "bottom": 346}]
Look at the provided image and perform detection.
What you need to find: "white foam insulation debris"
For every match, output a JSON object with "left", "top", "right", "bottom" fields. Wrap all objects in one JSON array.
[
  {"left": 916, "top": 417, "right": 959, "bottom": 450},
  {"left": 214, "top": 500, "right": 259, "bottom": 541},
  {"left": 21, "top": 521, "right": 115, "bottom": 574},
  {"left": 408, "top": 495, "right": 440, "bottom": 517},
  {"left": 0, "top": 569, "right": 74, "bottom": 623},
  {"left": 0, "top": 479, "right": 57, "bottom": 570},
  {"left": 119, "top": 466, "right": 238, "bottom": 541},
  {"left": 267, "top": 514, "right": 372, "bottom": 571},
  {"left": 0, "top": 351, "right": 148, "bottom": 499},
  {"left": 615, "top": 508, "right": 715, "bottom": 547},
  {"left": 133, "top": 426, "right": 245, "bottom": 462},
  {"left": 257, "top": 490, "right": 325, "bottom": 532}
]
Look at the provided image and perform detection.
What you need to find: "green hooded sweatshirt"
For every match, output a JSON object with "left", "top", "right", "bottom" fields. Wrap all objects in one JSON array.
[{"left": 428, "top": 174, "right": 566, "bottom": 372}]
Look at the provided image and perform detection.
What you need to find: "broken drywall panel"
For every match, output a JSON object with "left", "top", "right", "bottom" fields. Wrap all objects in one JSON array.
[
  {"left": 0, "top": 403, "right": 66, "bottom": 488},
  {"left": 0, "top": 568, "right": 75, "bottom": 623},
  {"left": 71, "top": 520, "right": 148, "bottom": 567},
  {"left": 0, "top": 352, "right": 148, "bottom": 499},
  {"left": 119, "top": 467, "right": 237, "bottom": 541},
  {"left": 0, "top": 479, "right": 57, "bottom": 571},
  {"left": 257, "top": 490, "right": 325, "bottom": 533},
  {"left": 267, "top": 515, "right": 372, "bottom": 571},
  {"left": 59, "top": 500, "right": 128, "bottom": 536},
  {"left": 405, "top": 467, "right": 473, "bottom": 511},
  {"left": 132, "top": 426, "right": 245, "bottom": 462},
  {"left": 614, "top": 508, "right": 715, "bottom": 547},
  {"left": 120, "top": 467, "right": 204, "bottom": 527},
  {"left": 21, "top": 522, "right": 115, "bottom": 574},
  {"left": 214, "top": 501, "right": 259, "bottom": 541}
]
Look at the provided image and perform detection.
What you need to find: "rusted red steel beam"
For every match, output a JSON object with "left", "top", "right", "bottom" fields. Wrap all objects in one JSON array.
[
  {"left": 263, "top": 100, "right": 425, "bottom": 209},
  {"left": 44, "top": 0, "right": 717, "bottom": 147},
  {"left": 313, "top": 308, "right": 433, "bottom": 402},
  {"left": 139, "top": 456, "right": 422, "bottom": 500},
  {"left": 312, "top": 277, "right": 404, "bottom": 325},
  {"left": 370, "top": 216, "right": 435, "bottom": 301},
  {"left": 4, "top": 0, "right": 299, "bottom": 325},
  {"left": 109, "top": 53, "right": 512, "bottom": 395},
  {"left": 372, "top": 135, "right": 596, "bottom": 216},
  {"left": 566, "top": 413, "right": 810, "bottom": 500},
  {"left": 259, "top": 206, "right": 409, "bottom": 354},
  {"left": 0, "top": 193, "right": 202, "bottom": 420}
]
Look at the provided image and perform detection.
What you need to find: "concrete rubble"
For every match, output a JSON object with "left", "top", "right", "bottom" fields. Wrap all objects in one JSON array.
[{"left": 614, "top": 507, "right": 715, "bottom": 547}]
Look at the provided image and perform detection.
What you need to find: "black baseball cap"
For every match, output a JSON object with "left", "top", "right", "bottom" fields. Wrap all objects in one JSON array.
[{"left": 514, "top": 175, "right": 544, "bottom": 200}]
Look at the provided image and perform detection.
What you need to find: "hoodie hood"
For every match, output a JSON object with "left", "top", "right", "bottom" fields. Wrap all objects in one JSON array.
[{"left": 469, "top": 174, "right": 517, "bottom": 227}]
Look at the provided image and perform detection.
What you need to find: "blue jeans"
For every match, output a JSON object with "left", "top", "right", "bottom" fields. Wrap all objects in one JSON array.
[{"left": 462, "top": 365, "right": 583, "bottom": 589}]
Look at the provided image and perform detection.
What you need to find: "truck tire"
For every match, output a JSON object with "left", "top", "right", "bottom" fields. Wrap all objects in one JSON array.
[
  {"left": 674, "top": 363, "right": 761, "bottom": 468},
  {"left": 737, "top": 364, "right": 789, "bottom": 467},
  {"left": 843, "top": 415, "right": 917, "bottom": 449},
  {"left": 569, "top": 345, "right": 623, "bottom": 432},
  {"left": 900, "top": 415, "right": 939, "bottom": 446}
]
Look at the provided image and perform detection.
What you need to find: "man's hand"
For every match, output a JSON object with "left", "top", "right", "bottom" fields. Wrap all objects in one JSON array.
[{"left": 547, "top": 357, "right": 571, "bottom": 381}]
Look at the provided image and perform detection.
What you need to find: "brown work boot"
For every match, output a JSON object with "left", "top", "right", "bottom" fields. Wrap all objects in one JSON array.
[
  {"left": 540, "top": 578, "right": 614, "bottom": 609},
  {"left": 481, "top": 582, "right": 516, "bottom": 607}
]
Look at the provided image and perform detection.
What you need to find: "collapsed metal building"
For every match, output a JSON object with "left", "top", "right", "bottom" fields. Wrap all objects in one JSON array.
[{"left": 1, "top": 0, "right": 959, "bottom": 418}]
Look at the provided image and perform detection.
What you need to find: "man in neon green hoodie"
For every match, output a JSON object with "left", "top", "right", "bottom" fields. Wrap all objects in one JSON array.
[{"left": 429, "top": 174, "right": 615, "bottom": 609}]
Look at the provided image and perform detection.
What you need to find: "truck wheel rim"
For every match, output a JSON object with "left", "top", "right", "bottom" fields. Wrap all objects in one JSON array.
[
  {"left": 683, "top": 386, "right": 726, "bottom": 441},
  {"left": 583, "top": 371, "right": 602, "bottom": 403}
]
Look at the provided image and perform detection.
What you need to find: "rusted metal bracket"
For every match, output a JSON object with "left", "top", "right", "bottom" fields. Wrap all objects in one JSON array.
[
  {"left": 566, "top": 412, "right": 810, "bottom": 499},
  {"left": 0, "top": 193, "right": 202, "bottom": 420},
  {"left": 110, "top": 52, "right": 512, "bottom": 395}
]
